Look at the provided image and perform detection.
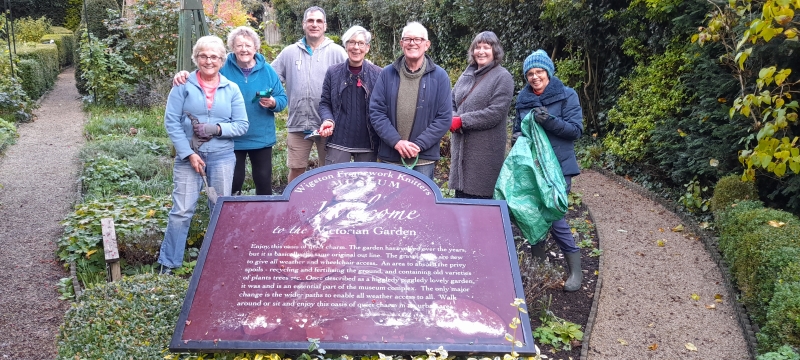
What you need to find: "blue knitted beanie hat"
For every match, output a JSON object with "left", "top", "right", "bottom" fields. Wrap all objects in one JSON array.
[{"left": 523, "top": 49, "right": 554, "bottom": 78}]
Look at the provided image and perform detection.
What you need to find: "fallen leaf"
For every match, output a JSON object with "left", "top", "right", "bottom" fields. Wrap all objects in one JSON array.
[
  {"left": 617, "top": 229, "right": 628, "bottom": 233},
  {"left": 709, "top": 158, "right": 719, "bottom": 167},
  {"left": 671, "top": 224, "right": 685, "bottom": 232},
  {"left": 699, "top": 222, "right": 710, "bottom": 229},
  {"left": 594, "top": 270, "right": 599, "bottom": 276},
  {"left": 648, "top": 323, "right": 654, "bottom": 327},
  {"left": 685, "top": 343, "right": 698, "bottom": 351},
  {"left": 691, "top": 293, "right": 701, "bottom": 301},
  {"left": 648, "top": 343, "right": 659, "bottom": 351},
  {"left": 715, "top": 294, "right": 724, "bottom": 303},
  {"left": 594, "top": 193, "right": 599, "bottom": 197},
  {"left": 656, "top": 239, "right": 666, "bottom": 247},
  {"left": 185, "top": 320, "right": 192, "bottom": 326},
  {"left": 618, "top": 339, "right": 628, "bottom": 346},
  {"left": 658, "top": 228, "right": 665, "bottom": 232},
  {"left": 768, "top": 220, "right": 786, "bottom": 228},
  {"left": 705, "top": 304, "right": 716, "bottom": 310}
]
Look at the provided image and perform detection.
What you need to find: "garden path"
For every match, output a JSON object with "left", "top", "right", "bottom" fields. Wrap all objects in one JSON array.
[
  {"left": 573, "top": 171, "right": 751, "bottom": 359},
  {"left": 0, "top": 67, "right": 84, "bottom": 359}
]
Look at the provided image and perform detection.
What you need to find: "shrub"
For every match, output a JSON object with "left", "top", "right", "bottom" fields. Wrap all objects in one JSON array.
[
  {"left": 58, "top": 195, "right": 171, "bottom": 263},
  {"left": 51, "top": 26, "right": 74, "bottom": 34},
  {"left": 79, "top": 136, "right": 171, "bottom": 163},
  {"left": 0, "top": 117, "right": 18, "bottom": 153},
  {"left": 759, "top": 282, "right": 800, "bottom": 352},
  {"left": 41, "top": 33, "right": 75, "bottom": 66},
  {"left": 0, "top": 74, "right": 36, "bottom": 122},
  {"left": 15, "top": 43, "right": 59, "bottom": 99},
  {"left": 105, "top": 0, "right": 180, "bottom": 79},
  {"left": 709, "top": 174, "right": 760, "bottom": 213},
  {"left": 77, "top": 33, "right": 137, "bottom": 104},
  {"left": 64, "top": 0, "right": 83, "bottom": 30},
  {"left": 57, "top": 274, "right": 188, "bottom": 359},
  {"left": 81, "top": 0, "right": 119, "bottom": 39},
  {"left": 14, "top": 16, "right": 52, "bottom": 42}
]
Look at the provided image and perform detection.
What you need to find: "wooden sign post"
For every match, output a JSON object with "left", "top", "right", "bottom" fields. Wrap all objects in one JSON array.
[{"left": 101, "top": 218, "right": 121, "bottom": 282}]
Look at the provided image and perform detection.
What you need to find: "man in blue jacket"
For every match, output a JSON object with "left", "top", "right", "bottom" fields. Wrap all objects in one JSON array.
[{"left": 369, "top": 22, "right": 452, "bottom": 179}]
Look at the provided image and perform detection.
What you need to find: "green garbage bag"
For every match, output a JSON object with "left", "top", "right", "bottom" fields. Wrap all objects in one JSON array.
[{"left": 494, "top": 111, "right": 568, "bottom": 245}]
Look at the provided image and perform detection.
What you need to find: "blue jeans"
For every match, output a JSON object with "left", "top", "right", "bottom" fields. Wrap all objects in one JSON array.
[
  {"left": 158, "top": 151, "right": 235, "bottom": 268},
  {"left": 551, "top": 176, "right": 579, "bottom": 254},
  {"left": 410, "top": 163, "right": 435, "bottom": 179}
]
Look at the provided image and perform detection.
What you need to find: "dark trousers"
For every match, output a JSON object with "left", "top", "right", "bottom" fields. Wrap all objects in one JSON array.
[
  {"left": 232, "top": 147, "right": 273, "bottom": 195},
  {"left": 551, "top": 176, "right": 579, "bottom": 253},
  {"left": 455, "top": 190, "right": 492, "bottom": 199}
]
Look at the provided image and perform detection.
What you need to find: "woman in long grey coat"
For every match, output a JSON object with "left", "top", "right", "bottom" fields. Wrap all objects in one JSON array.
[{"left": 449, "top": 31, "right": 515, "bottom": 198}]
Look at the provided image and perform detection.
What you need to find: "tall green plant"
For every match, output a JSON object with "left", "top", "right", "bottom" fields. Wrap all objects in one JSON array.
[
  {"left": 78, "top": 32, "right": 136, "bottom": 104},
  {"left": 694, "top": 0, "right": 800, "bottom": 181}
]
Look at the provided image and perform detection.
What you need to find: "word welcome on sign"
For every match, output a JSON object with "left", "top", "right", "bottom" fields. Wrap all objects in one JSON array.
[{"left": 170, "top": 163, "right": 534, "bottom": 355}]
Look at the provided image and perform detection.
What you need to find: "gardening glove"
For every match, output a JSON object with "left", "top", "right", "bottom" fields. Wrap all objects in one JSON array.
[
  {"left": 193, "top": 122, "right": 221, "bottom": 140},
  {"left": 185, "top": 112, "right": 208, "bottom": 152},
  {"left": 533, "top": 107, "right": 552, "bottom": 124},
  {"left": 450, "top": 116, "right": 462, "bottom": 133},
  {"left": 511, "top": 131, "right": 522, "bottom": 145}
]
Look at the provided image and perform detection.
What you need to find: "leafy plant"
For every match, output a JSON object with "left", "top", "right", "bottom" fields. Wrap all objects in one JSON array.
[
  {"left": 0, "top": 117, "right": 18, "bottom": 153},
  {"left": 13, "top": 16, "right": 52, "bottom": 42},
  {"left": 709, "top": 174, "right": 760, "bottom": 213},
  {"left": 533, "top": 295, "right": 584, "bottom": 351},
  {"left": 567, "top": 191, "right": 583, "bottom": 208},
  {"left": 57, "top": 277, "right": 75, "bottom": 300},
  {"left": 757, "top": 345, "right": 800, "bottom": 360},
  {"left": 58, "top": 195, "right": 171, "bottom": 263},
  {"left": 589, "top": 248, "right": 603, "bottom": 257},
  {"left": 78, "top": 32, "right": 137, "bottom": 104},
  {"left": 57, "top": 273, "right": 188, "bottom": 359},
  {"left": 679, "top": 176, "right": 710, "bottom": 213},
  {"left": 80, "top": 155, "right": 139, "bottom": 195}
]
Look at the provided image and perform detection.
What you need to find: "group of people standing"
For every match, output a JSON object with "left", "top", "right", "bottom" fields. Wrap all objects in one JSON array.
[{"left": 156, "top": 6, "right": 584, "bottom": 292}]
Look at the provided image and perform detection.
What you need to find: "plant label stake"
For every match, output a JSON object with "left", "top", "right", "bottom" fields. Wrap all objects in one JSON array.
[{"left": 101, "top": 218, "right": 121, "bottom": 282}]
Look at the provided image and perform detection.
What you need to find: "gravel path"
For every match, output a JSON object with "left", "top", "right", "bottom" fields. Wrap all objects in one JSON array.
[
  {"left": 573, "top": 171, "right": 751, "bottom": 359},
  {"left": 0, "top": 67, "right": 84, "bottom": 359}
]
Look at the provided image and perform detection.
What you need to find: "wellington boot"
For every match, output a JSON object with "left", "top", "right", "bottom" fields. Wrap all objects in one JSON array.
[
  {"left": 529, "top": 241, "right": 547, "bottom": 262},
  {"left": 564, "top": 251, "right": 583, "bottom": 292}
]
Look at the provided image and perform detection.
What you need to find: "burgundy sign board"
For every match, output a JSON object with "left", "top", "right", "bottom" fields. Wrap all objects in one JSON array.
[{"left": 170, "top": 163, "right": 535, "bottom": 355}]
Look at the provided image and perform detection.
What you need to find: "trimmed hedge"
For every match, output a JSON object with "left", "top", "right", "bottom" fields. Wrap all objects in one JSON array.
[
  {"left": 41, "top": 33, "right": 75, "bottom": 67},
  {"left": 714, "top": 190, "right": 800, "bottom": 353},
  {"left": 15, "top": 43, "right": 59, "bottom": 100},
  {"left": 56, "top": 274, "right": 188, "bottom": 359},
  {"left": 51, "top": 26, "right": 74, "bottom": 34}
]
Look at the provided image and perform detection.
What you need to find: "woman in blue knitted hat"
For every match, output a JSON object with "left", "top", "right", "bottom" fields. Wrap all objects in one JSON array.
[{"left": 513, "top": 49, "right": 585, "bottom": 292}]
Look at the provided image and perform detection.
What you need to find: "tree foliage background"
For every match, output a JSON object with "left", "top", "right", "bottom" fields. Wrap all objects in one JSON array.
[{"left": 9, "top": 0, "right": 800, "bottom": 215}]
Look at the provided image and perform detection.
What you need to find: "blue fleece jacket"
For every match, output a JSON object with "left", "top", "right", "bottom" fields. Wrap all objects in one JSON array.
[
  {"left": 220, "top": 53, "right": 287, "bottom": 150},
  {"left": 369, "top": 55, "right": 453, "bottom": 162},
  {"left": 164, "top": 71, "right": 249, "bottom": 160}
]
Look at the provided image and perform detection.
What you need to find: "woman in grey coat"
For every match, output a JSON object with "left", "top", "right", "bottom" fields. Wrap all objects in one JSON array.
[{"left": 449, "top": 31, "right": 515, "bottom": 198}]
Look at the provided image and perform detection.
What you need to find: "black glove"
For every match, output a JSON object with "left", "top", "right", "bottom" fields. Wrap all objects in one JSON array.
[
  {"left": 533, "top": 107, "right": 552, "bottom": 124},
  {"left": 511, "top": 131, "right": 522, "bottom": 145},
  {"left": 193, "top": 122, "right": 220, "bottom": 139}
]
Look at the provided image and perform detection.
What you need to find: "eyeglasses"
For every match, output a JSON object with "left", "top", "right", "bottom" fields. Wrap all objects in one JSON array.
[
  {"left": 197, "top": 54, "right": 222, "bottom": 62},
  {"left": 346, "top": 40, "right": 368, "bottom": 48},
  {"left": 400, "top": 37, "right": 426, "bottom": 45}
]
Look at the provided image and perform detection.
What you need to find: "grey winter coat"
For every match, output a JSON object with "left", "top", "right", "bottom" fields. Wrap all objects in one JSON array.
[
  {"left": 450, "top": 62, "right": 515, "bottom": 197},
  {"left": 271, "top": 37, "right": 347, "bottom": 133}
]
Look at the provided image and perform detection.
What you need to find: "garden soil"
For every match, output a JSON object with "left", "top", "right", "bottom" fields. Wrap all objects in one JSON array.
[
  {"left": 0, "top": 69, "right": 753, "bottom": 360},
  {"left": 573, "top": 171, "right": 751, "bottom": 359},
  {"left": 0, "top": 67, "right": 83, "bottom": 359}
]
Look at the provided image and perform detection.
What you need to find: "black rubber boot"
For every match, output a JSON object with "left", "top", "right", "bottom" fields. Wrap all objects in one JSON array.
[
  {"left": 564, "top": 251, "right": 582, "bottom": 292},
  {"left": 529, "top": 241, "right": 547, "bottom": 262}
]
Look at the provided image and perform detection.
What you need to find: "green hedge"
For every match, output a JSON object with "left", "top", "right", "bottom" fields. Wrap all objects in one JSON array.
[
  {"left": 41, "top": 33, "right": 75, "bottom": 67},
  {"left": 15, "top": 43, "right": 59, "bottom": 100},
  {"left": 51, "top": 26, "right": 74, "bottom": 34},
  {"left": 714, "top": 193, "right": 800, "bottom": 353}
]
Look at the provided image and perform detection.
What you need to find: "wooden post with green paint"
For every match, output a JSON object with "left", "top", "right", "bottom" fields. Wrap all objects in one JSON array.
[{"left": 177, "top": 0, "right": 209, "bottom": 72}]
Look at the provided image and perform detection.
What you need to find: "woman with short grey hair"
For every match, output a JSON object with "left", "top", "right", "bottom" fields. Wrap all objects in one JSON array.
[
  {"left": 159, "top": 35, "right": 249, "bottom": 274},
  {"left": 449, "top": 31, "right": 515, "bottom": 199},
  {"left": 317, "top": 25, "right": 383, "bottom": 164}
]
